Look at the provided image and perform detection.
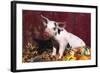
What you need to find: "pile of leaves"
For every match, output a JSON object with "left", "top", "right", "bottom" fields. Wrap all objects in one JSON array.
[{"left": 22, "top": 42, "right": 91, "bottom": 63}]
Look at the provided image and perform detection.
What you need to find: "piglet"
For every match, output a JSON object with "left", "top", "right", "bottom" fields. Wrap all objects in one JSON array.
[{"left": 41, "top": 15, "right": 86, "bottom": 59}]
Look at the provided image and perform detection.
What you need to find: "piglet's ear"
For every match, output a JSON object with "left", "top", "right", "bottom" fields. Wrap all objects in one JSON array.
[
  {"left": 42, "top": 20, "right": 47, "bottom": 26},
  {"left": 57, "top": 22, "right": 66, "bottom": 29},
  {"left": 41, "top": 15, "right": 49, "bottom": 26}
]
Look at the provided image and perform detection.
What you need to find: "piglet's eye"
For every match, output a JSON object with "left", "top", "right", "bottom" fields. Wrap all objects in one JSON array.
[{"left": 53, "top": 27, "right": 56, "bottom": 30}]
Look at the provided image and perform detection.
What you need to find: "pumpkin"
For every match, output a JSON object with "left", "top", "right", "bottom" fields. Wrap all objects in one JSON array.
[{"left": 76, "top": 55, "right": 89, "bottom": 60}]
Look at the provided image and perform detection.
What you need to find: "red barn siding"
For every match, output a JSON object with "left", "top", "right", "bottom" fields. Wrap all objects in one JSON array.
[{"left": 23, "top": 10, "right": 91, "bottom": 48}]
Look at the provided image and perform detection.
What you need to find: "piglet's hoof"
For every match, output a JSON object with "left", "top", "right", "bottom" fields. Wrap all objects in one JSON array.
[
  {"left": 50, "top": 55, "right": 55, "bottom": 58},
  {"left": 56, "top": 58, "right": 62, "bottom": 61},
  {"left": 54, "top": 55, "right": 62, "bottom": 61}
]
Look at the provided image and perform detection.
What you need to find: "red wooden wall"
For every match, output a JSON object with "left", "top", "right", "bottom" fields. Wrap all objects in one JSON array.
[{"left": 23, "top": 10, "right": 91, "bottom": 48}]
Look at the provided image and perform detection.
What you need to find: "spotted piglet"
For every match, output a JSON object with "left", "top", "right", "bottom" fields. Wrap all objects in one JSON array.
[{"left": 41, "top": 15, "right": 86, "bottom": 59}]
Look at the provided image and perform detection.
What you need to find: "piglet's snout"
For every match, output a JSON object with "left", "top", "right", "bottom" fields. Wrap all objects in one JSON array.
[
  {"left": 43, "top": 32, "right": 49, "bottom": 37},
  {"left": 43, "top": 32, "right": 51, "bottom": 39}
]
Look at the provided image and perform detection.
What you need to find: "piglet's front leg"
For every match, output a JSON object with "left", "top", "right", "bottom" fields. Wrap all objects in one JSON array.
[
  {"left": 58, "top": 43, "right": 66, "bottom": 59},
  {"left": 52, "top": 47, "right": 57, "bottom": 56}
]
